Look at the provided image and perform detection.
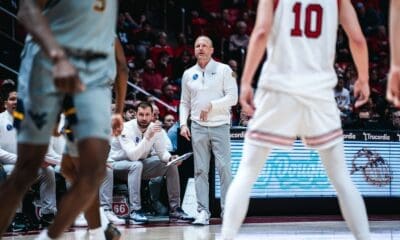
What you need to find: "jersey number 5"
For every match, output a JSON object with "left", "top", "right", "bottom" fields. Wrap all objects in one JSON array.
[{"left": 290, "top": 2, "right": 323, "bottom": 38}]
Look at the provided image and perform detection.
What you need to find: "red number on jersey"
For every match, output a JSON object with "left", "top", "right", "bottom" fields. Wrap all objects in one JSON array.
[{"left": 291, "top": 2, "right": 323, "bottom": 38}]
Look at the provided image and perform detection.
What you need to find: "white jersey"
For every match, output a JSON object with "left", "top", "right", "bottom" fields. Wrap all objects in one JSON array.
[
  {"left": 258, "top": 0, "right": 339, "bottom": 100},
  {"left": 43, "top": 0, "right": 117, "bottom": 55}
]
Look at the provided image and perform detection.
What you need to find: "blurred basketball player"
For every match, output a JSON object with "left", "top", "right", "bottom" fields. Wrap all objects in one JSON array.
[
  {"left": 59, "top": 37, "right": 127, "bottom": 239},
  {"left": 387, "top": 0, "right": 400, "bottom": 107},
  {"left": 222, "top": 1, "right": 371, "bottom": 239},
  {"left": 0, "top": 1, "right": 120, "bottom": 239}
]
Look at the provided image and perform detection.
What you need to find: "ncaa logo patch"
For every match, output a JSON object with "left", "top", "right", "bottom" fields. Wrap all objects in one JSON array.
[{"left": 192, "top": 74, "right": 198, "bottom": 80}]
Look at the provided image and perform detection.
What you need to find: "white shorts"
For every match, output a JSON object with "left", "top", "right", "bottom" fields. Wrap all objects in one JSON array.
[{"left": 246, "top": 89, "right": 343, "bottom": 150}]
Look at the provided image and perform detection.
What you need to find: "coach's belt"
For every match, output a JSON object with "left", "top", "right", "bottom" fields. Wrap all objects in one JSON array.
[{"left": 64, "top": 48, "right": 108, "bottom": 61}]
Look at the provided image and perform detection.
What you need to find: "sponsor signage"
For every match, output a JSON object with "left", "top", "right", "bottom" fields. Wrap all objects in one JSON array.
[{"left": 215, "top": 128, "right": 400, "bottom": 198}]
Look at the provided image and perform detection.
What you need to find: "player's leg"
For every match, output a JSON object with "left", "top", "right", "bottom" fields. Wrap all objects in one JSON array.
[
  {"left": 318, "top": 142, "right": 370, "bottom": 240},
  {"left": 303, "top": 99, "right": 370, "bottom": 240},
  {"left": 221, "top": 142, "right": 271, "bottom": 239},
  {"left": 61, "top": 153, "right": 101, "bottom": 229},
  {"left": 61, "top": 155, "right": 120, "bottom": 240},
  {"left": 48, "top": 139, "right": 108, "bottom": 238},
  {"left": 47, "top": 87, "right": 112, "bottom": 238}
]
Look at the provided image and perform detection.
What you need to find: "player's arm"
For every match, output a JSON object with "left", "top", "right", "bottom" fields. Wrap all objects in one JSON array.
[
  {"left": 18, "top": 0, "right": 83, "bottom": 93},
  {"left": 114, "top": 38, "right": 128, "bottom": 115},
  {"left": 239, "top": 0, "right": 274, "bottom": 115},
  {"left": 111, "top": 38, "right": 128, "bottom": 136},
  {"left": 391, "top": 0, "right": 400, "bottom": 69},
  {"left": 339, "top": 0, "right": 369, "bottom": 108},
  {"left": 387, "top": 0, "right": 400, "bottom": 107},
  {"left": 17, "top": 0, "right": 65, "bottom": 61}
]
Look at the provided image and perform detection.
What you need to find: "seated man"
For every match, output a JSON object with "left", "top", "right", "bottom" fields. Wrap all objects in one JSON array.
[
  {"left": 107, "top": 101, "right": 193, "bottom": 224},
  {"left": 0, "top": 86, "right": 56, "bottom": 229}
]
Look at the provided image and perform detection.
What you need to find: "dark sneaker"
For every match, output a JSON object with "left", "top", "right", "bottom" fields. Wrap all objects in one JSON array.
[
  {"left": 7, "top": 213, "right": 26, "bottom": 232},
  {"left": 104, "top": 223, "right": 121, "bottom": 240},
  {"left": 40, "top": 213, "right": 55, "bottom": 228},
  {"left": 169, "top": 207, "right": 195, "bottom": 223},
  {"left": 129, "top": 210, "right": 148, "bottom": 224}
]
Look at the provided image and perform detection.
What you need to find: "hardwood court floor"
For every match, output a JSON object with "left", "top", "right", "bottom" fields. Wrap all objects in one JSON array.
[{"left": 3, "top": 216, "right": 400, "bottom": 239}]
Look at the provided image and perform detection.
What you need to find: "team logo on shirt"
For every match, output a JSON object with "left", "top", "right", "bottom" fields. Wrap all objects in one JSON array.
[
  {"left": 6, "top": 124, "right": 13, "bottom": 131},
  {"left": 28, "top": 110, "right": 47, "bottom": 130},
  {"left": 192, "top": 74, "right": 198, "bottom": 80},
  {"left": 135, "top": 137, "right": 140, "bottom": 143}
]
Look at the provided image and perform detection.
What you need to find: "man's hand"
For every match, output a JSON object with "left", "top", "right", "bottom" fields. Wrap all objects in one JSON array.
[
  {"left": 353, "top": 80, "right": 370, "bottom": 108},
  {"left": 169, "top": 155, "right": 182, "bottom": 166},
  {"left": 180, "top": 125, "right": 191, "bottom": 141},
  {"left": 144, "top": 121, "right": 162, "bottom": 140},
  {"left": 240, "top": 84, "right": 255, "bottom": 116},
  {"left": 111, "top": 114, "right": 124, "bottom": 136},
  {"left": 387, "top": 66, "right": 400, "bottom": 108},
  {"left": 200, "top": 102, "right": 212, "bottom": 121},
  {"left": 52, "top": 51, "right": 85, "bottom": 94}
]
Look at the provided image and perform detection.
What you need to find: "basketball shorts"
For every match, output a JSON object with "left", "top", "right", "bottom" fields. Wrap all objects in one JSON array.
[
  {"left": 17, "top": 42, "right": 113, "bottom": 144},
  {"left": 246, "top": 89, "right": 343, "bottom": 150}
]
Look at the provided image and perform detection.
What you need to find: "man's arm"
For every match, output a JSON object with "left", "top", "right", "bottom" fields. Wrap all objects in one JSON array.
[
  {"left": 0, "top": 148, "right": 17, "bottom": 165},
  {"left": 339, "top": 0, "right": 370, "bottom": 108},
  {"left": 210, "top": 65, "right": 238, "bottom": 111},
  {"left": 117, "top": 122, "right": 160, "bottom": 161},
  {"left": 117, "top": 134, "right": 153, "bottom": 161},
  {"left": 152, "top": 130, "right": 172, "bottom": 163},
  {"left": 18, "top": 0, "right": 83, "bottom": 93},
  {"left": 179, "top": 71, "right": 191, "bottom": 127},
  {"left": 387, "top": 0, "right": 400, "bottom": 106},
  {"left": 179, "top": 72, "right": 192, "bottom": 141},
  {"left": 239, "top": 0, "right": 274, "bottom": 116}
]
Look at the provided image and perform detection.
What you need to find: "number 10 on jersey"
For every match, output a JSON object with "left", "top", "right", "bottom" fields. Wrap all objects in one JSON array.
[{"left": 291, "top": 2, "right": 323, "bottom": 38}]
